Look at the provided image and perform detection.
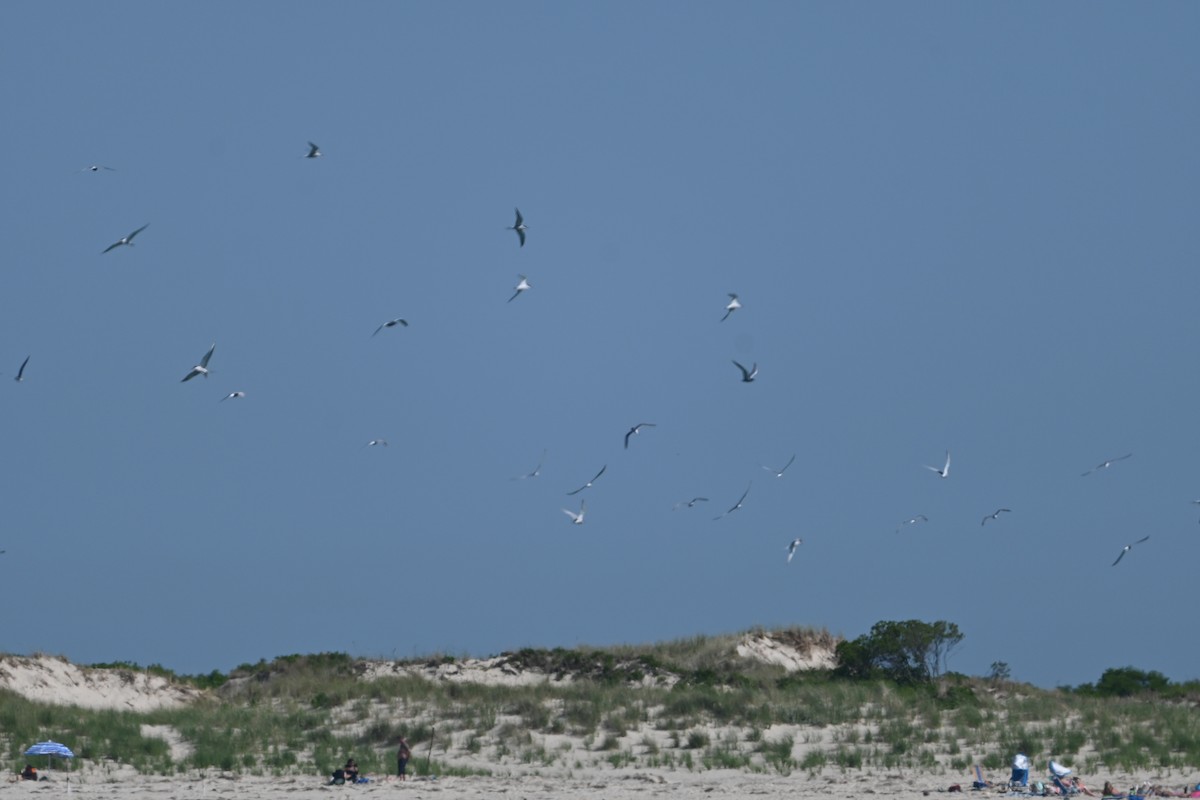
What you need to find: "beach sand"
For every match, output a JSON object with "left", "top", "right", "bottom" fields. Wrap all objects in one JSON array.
[{"left": 5, "top": 768, "right": 1192, "bottom": 800}]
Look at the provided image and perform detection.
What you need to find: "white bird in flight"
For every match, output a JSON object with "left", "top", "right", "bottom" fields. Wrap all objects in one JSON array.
[
  {"left": 624, "top": 423, "right": 656, "bottom": 449},
  {"left": 924, "top": 451, "right": 951, "bottom": 478},
  {"left": 220, "top": 391, "right": 246, "bottom": 402},
  {"left": 762, "top": 454, "right": 796, "bottom": 478},
  {"left": 1082, "top": 453, "right": 1132, "bottom": 477},
  {"left": 513, "top": 450, "right": 546, "bottom": 480},
  {"left": 673, "top": 497, "right": 709, "bottom": 510},
  {"left": 981, "top": 508, "right": 1011, "bottom": 526},
  {"left": 78, "top": 164, "right": 115, "bottom": 173},
  {"left": 305, "top": 141, "right": 322, "bottom": 158},
  {"left": 732, "top": 360, "right": 758, "bottom": 383},
  {"left": 366, "top": 439, "right": 388, "bottom": 447},
  {"left": 102, "top": 223, "right": 149, "bottom": 253},
  {"left": 508, "top": 275, "right": 531, "bottom": 303},
  {"left": 372, "top": 318, "right": 409, "bottom": 337},
  {"left": 895, "top": 514, "right": 928, "bottom": 533},
  {"left": 14, "top": 356, "right": 29, "bottom": 383},
  {"left": 180, "top": 343, "right": 216, "bottom": 382},
  {"left": 562, "top": 499, "right": 586, "bottom": 525},
  {"left": 721, "top": 293, "right": 742, "bottom": 322},
  {"left": 1112, "top": 535, "right": 1150, "bottom": 566},
  {"left": 713, "top": 483, "right": 751, "bottom": 520},
  {"left": 508, "top": 208, "right": 527, "bottom": 247},
  {"left": 567, "top": 465, "right": 606, "bottom": 496},
  {"left": 786, "top": 538, "right": 803, "bottom": 563}
]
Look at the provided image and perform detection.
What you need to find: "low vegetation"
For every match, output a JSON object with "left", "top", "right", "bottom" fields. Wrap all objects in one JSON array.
[{"left": 2, "top": 625, "right": 1198, "bottom": 779}]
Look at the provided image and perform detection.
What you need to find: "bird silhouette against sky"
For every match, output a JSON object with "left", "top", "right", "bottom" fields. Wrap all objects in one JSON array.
[
  {"left": 1112, "top": 535, "right": 1150, "bottom": 566},
  {"left": 732, "top": 360, "right": 758, "bottom": 383},
  {"left": 1082, "top": 453, "right": 1132, "bottom": 477},
  {"left": 180, "top": 344, "right": 215, "bottom": 383},
  {"left": 566, "top": 465, "right": 606, "bottom": 496},
  {"left": 508, "top": 208, "right": 527, "bottom": 247},
  {"left": 508, "top": 275, "right": 530, "bottom": 303},
  {"left": 624, "top": 423, "right": 656, "bottom": 449},
  {"left": 721, "top": 293, "right": 741, "bottom": 322},
  {"left": 713, "top": 483, "right": 751, "bottom": 520},
  {"left": 102, "top": 224, "right": 149, "bottom": 253},
  {"left": 924, "top": 451, "right": 951, "bottom": 478}
]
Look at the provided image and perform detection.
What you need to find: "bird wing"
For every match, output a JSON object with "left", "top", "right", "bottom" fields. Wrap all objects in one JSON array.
[
  {"left": 624, "top": 430, "right": 633, "bottom": 449},
  {"left": 514, "top": 208, "right": 523, "bottom": 226},
  {"left": 517, "top": 228, "right": 525, "bottom": 247},
  {"left": 372, "top": 324, "right": 385, "bottom": 336},
  {"left": 181, "top": 369, "right": 199, "bottom": 383},
  {"left": 508, "top": 289, "right": 521, "bottom": 303},
  {"left": 780, "top": 454, "right": 796, "bottom": 473},
  {"left": 1112, "top": 549, "right": 1127, "bottom": 566},
  {"left": 127, "top": 223, "right": 149, "bottom": 242},
  {"left": 16, "top": 356, "right": 29, "bottom": 380},
  {"left": 199, "top": 343, "right": 216, "bottom": 368},
  {"left": 591, "top": 464, "right": 607, "bottom": 483},
  {"left": 102, "top": 240, "right": 122, "bottom": 253},
  {"left": 720, "top": 309, "right": 733, "bottom": 322},
  {"left": 562, "top": 508, "right": 579, "bottom": 522},
  {"left": 732, "top": 360, "right": 749, "bottom": 378},
  {"left": 1134, "top": 535, "right": 1150, "bottom": 544}
]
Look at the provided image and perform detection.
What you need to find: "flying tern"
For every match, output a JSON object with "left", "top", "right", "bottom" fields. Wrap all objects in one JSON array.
[
  {"left": 508, "top": 208, "right": 527, "bottom": 247},
  {"left": 102, "top": 223, "right": 149, "bottom": 253},
  {"left": 372, "top": 318, "right": 409, "bottom": 337},
  {"left": 1112, "top": 535, "right": 1150, "bottom": 566},
  {"left": 562, "top": 499, "right": 586, "bottom": 525},
  {"left": 513, "top": 450, "right": 546, "bottom": 480},
  {"left": 180, "top": 343, "right": 216, "bottom": 382},
  {"left": 672, "top": 497, "right": 709, "bottom": 510},
  {"left": 924, "top": 451, "right": 951, "bottom": 478},
  {"left": 78, "top": 164, "right": 115, "bottom": 173},
  {"left": 721, "top": 293, "right": 741, "bottom": 322},
  {"left": 366, "top": 439, "right": 388, "bottom": 447},
  {"left": 566, "top": 465, "right": 607, "bottom": 496},
  {"left": 895, "top": 515, "right": 928, "bottom": 533},
  {"left": 762, "top": 454, "right": 796, "bottom": 477},
  {"left": 732, "top": 360, "right": 758, "bottom": 383},
  {"left": 508, "top": 275, "right": 530, "bottom": 303},
  {"left": 13, "top": 356, "right": 29, "bottom": 383},
  {"left": 220, "top": 391, "right": 246, "bottom": 402},
  {"left": 1082, "top": 453, "right": 1132, "bottom": 477},
  {"left": 305, "top": 141, "right": 322, "bottom": 158},
  {"left": 981, "top": 508, "right": 1011, "bottom": 526},
  {"left": 624, "top": 423, "right": 656, "bottom": 449},
  {"left": 786, "top": 538, "right": 803, "bottom": 563},
  {"left": 713, "top": 483, "right": 751, "bottom": 520}
]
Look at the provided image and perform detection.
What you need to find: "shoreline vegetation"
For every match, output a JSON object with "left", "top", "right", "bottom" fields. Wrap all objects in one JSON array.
[{"left": 2, "top": 626, "right": 1198, "bottom": 782}]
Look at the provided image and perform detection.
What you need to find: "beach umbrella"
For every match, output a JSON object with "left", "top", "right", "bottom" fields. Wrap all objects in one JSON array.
[{"left": 24, "top": 741, "right": 74, "bottom": 772}]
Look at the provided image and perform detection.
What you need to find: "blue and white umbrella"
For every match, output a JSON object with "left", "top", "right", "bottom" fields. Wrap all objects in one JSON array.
[{"left": 24, "top": 740, "right": 74, "bottom": 771}]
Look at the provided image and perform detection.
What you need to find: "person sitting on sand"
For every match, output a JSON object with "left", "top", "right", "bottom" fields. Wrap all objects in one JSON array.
[
  {"left": 1103, "top": 782, "right": 1126, "bottom": 798},
  {"left": 344, "top": 759, "right": 359, "bottom": 783},
  {"left": 20, "top": 765, "right": 37, "bottom": 781},
  {"left": 1072, "top": 777, "right": 1098, "bottom": 797}
]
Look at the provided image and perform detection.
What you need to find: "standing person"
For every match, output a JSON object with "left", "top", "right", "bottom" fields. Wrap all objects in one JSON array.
[{"left": 396, "top": 736, "right": 411, "bottom": 781}]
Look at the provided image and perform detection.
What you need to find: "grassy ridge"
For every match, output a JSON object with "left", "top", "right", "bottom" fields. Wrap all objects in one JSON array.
[{"left": 2, "top": 629, "right": 1198, "bottom": 778}]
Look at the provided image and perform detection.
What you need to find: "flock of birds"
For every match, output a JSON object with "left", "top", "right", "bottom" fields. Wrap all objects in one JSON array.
[{"left": 55, "top": 145, "right": 1162, "bottom": 572}]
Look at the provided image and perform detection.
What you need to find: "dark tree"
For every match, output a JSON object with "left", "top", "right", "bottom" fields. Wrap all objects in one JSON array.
[{"left": 834, "top": 620, "right": 964, "bottom": 684}]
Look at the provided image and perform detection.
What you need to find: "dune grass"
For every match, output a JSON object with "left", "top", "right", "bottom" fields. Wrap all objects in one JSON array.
[{"left": 2, "top": 628, "right": 1198, "bottom": 777}]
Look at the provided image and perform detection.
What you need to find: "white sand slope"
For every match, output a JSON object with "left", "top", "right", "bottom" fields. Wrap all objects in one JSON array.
[{"left": 0, "top": 655, "right": 203, "bottom": 711}]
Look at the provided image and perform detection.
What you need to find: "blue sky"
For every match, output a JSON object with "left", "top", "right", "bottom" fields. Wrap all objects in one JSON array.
[{"left": 3, "top": 2, "right": 1198, "bottom": 690}]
